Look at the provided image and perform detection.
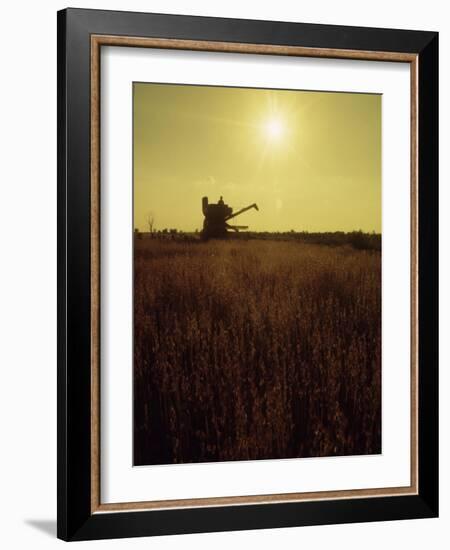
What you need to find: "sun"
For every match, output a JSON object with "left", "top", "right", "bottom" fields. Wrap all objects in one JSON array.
[{"left": 264, "top": 118, "right": 284, "bottom": 141}]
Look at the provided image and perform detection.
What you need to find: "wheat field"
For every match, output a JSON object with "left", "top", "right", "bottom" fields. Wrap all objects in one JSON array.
[{"left": 133, "top": 238, "right": 381, "bottom": 465}]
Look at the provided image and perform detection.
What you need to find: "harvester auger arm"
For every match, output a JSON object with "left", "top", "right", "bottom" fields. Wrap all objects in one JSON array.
[{"left": 225, "top": 203, "right": 259, "bottom": 221}]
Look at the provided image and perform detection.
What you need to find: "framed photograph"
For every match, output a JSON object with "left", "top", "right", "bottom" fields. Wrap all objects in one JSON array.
[{"left": 57, "top": 8, "right": 438, "bottom": 541}]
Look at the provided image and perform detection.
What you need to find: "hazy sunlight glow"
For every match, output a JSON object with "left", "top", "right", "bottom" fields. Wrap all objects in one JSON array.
[{"left": 265, "top": 118, "right": 283, "bottom": 140}]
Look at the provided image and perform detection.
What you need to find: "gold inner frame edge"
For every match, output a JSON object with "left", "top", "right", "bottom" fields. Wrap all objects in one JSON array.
[{"left": 90, "top": 34, "right": 419, "bottom": 514}]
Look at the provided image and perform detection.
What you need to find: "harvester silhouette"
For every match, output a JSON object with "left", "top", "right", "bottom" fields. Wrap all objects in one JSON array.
[{"left": 201, "top": 196, "right": 259, "bottom": 240}]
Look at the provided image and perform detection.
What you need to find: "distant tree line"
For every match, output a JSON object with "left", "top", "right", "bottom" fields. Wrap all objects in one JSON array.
[
  {"left": 134, "top": 228, "right": 381, "bottom": 250},
  {"left": 236, "top": 230, "right": 381, "bottom": 251}
]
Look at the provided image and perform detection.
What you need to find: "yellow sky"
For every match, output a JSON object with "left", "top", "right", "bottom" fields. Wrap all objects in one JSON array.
[{"left": 134, "top": 83, "right": 381, "bottom": 233}]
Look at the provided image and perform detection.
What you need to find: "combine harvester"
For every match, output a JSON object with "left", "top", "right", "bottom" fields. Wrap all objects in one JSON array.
[{"left": 201, "top": 196, "right": 259, "bottom": 240}]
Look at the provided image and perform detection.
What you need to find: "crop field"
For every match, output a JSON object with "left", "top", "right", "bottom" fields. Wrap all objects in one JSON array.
[{"left": 133, "top": 237, "right": 381, "bottom": 465}]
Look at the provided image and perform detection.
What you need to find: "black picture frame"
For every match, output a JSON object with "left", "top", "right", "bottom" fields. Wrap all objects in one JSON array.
[{"left": 57, "top": 7, "right": 438, "bottom": 541}]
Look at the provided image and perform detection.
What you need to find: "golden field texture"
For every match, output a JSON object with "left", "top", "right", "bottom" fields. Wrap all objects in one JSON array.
[{"left": 133, "top": 238, "right": 381, "bottom": 465}]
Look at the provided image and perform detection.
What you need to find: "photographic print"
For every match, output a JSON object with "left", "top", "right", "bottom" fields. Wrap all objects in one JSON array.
[{"left": 133, "top": 82, "right": 382, "bottom": 466}]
